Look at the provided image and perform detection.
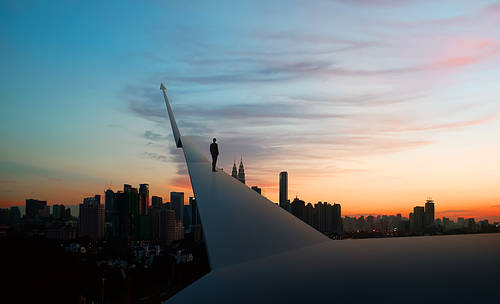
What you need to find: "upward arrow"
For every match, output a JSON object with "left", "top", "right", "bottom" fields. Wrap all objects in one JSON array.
[{"left": 160, "top": 82, "right": 182, "bottom": 148}]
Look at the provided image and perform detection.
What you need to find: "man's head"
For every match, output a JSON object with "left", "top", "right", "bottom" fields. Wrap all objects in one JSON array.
[{"left": 213, "top": 138, "right": 217, "bottom": 143}]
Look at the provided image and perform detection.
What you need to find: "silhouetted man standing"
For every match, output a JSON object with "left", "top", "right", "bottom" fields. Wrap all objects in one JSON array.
[{"left": 210, "top": 138, "right": 219, "bottom": 172}]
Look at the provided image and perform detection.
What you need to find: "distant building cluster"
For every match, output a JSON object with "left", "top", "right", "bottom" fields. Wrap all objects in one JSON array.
[
  {"left": 343, "top": 199, "right": 497, "bottom": 236},
  {"left": 277, "top": 171, "right": 343, "bottom": 237},
  {"left": 102, "top": 184, "right": 202, "bottom": 245},
  {"left": 0, "top": 184, "right": 202, "bottom": 247},
  {"left": 1, "top": 173, "right": 498, "bottom": 242}
]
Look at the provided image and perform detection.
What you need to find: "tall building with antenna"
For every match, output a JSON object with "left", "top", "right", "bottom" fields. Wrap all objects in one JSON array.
[
  {"left": 279, "top": 171, "right": 288, "bottom": 209},
  {"left": 232, "top": 161, "right": 238, "bottom": 179},
  {"left": 238, "top": 158, "right": 245, "bottom": 184}
]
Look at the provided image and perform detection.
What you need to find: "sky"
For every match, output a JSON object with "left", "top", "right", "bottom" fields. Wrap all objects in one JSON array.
[{"left": 1, "top": 0, "right": 500, "bottom": 221}]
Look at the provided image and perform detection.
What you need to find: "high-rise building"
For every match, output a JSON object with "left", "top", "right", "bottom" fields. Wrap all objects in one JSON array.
[
  {"left": 0, "top": 209, "right": 9, "bottom": 225},
  {"left": 171, "top": 192, "right": 184, "bottom": 222},
  {"left": 332, "top": 203, "right": 342, "bottom": 234},
  {"left": 314, "top": 202, "right": 328, "bottom": 233},
  {"left": 9, "top": 207, "right": 21, "bottom": 227},
  {"left": 151, "top": 196, "right": 163, "bottom": 208},
  {"left": 279, "top": 171, "right": 288, "bottom": 209},
  {"left": 409, "top": 212, "right": 415, "bottom": 232},
  {"left": 159, "top": 204, "right": 169, "bottom": 242},
  {"left": 104, "top": 189, "right": 114, "bottom": 222},
  {"left": 251, "top": 186, "right": 261, "bottom": 194},
  {"left": 232, "top": 162, "right": 238, "bottom": 179},
  {"left": 78, "top": 195, "right": 105, "bottom": 240},
  {"left": 52, "top": 204, "right": 66, "bottom": 219},
  {"left": 161, "top": 209, "right": 184, "bottom": 245},
  {"left": 183, "top": 204, "right": 192, "bottom": 230},
  {"left": 190, "top": 197, "right": 200, "bottom": 227},
  {"left": 111, "top": 185, "right": 140, "bottom": 240},
  {"left": 139, "top": 184, "right": 149, "bottom": 216},
  {"left": 304, "top": 203, "right": 314, "bottom": 227},
  {"left": 25, "top": 199, "right": 47, "bottom": 219},
  {"left": 150, "top": 203, "right": 161, "bottom": 241},
  {"left": 424, "top": 199, "right": 435, "bottom": 227},
  {"left": 413, "top": 206, "right": 425, "bottom": 233},
  {"left": 238, "top": 158, "right": 246, "bottom": 184},
  {"left": 291, "top": 197, "right": 306, "bottom": 222}
]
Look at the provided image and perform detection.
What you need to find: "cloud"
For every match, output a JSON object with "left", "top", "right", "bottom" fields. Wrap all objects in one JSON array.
[
  {"left": 485, "top": 2, "right": 500, "bottom": 19},
  {"left": 288, "top": 92, "right": 430, "bottom": 107},
  {"left": 256, "top": 32, "right": 382, "bottom": 54},
  {"left": 143, "top": 152, "right": 169, "bottom": 163},
  {"left": 162, "top": 52, "right": 496, "bottom": 87},
  {"left": 387, "top": 114, "right": 498, "bottom": 132},
  {"left": 143, "top": 130, "right": 169, "bottom": 141}
]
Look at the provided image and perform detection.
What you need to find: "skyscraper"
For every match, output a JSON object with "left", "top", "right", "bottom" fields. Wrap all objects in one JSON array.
[
  {"left": 232, "top": 162, "right": 238, "bottom": 179},
  {"left": 291, "top": 197, "right": 305, "bottom": 222},
  {"left": 150, "top": 201, "right": 162, "bottom": 241},
  {"left": 165, "top": 209, "right": 184, "bottom": 244},
  {"left": 52, "top": 204, "right": 65, "bottom": 219},
  {"left": 25, "top": 199, "right": 47, "bottom": 219},
  {"left": 424, "top": 199, "right": 435, "bottom": 227},
  {"left": 238, "top": 158, "right": 245, "bottom": 184},
  {"left": 139, "top": 184, "right": 149, "bottom": 216},
  {"left": 111, "top": 185, "right": 140, "bottom": 240},
  {"left": 413, "top": 206, "right": 425, "bottom": 233},
  {"left": 183, "top": 204, "right": 192, "bottom": 230},
  {"left": 9, "top": 207, "right": 21, "bottom": 226},
  {"left": 171, "top": 192, "right": 184, "bottom": 222},
  {"left": 151, "top": 196, "right": 163, "bottom": 208},
  {"left": 104, "top": 189, "right": 114, "bottom": 222},
  {"left": 314, "top": 201, "right": 327, "bottom": 233},
  {"left": 279, "top": 171, "right": 288, "bottom": 209},
  {"left": 332, "top": 203, "right": 342, "bottom": 234},
  {"left": 79, "top": 195, "right": 105, "bottom": 240},
  {"left": 190, "top": 197, "right": 200, "bottom": 226}
]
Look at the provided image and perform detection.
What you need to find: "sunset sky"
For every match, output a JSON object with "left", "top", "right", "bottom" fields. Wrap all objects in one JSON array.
[{"left": 1, "top": 0, "right": 500, "bottom": 221}]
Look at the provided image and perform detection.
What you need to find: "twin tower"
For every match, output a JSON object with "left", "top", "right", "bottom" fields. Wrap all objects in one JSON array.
[{"left": 231, "top": 158, "right": 246, "bottom": 184}]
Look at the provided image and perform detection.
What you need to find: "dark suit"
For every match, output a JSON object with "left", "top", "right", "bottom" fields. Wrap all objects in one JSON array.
[{"left": 210, "top": 142, "right": 219, "bottom": 172}]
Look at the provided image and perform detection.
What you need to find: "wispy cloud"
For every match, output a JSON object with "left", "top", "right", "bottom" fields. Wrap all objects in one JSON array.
[
  {"left": 397, "top": 114, "right": 498, "bottom": 132},
  {"left": 143, "top": 152, "right": 169, "bottom": 163},
  {"left": 143, "top": 130, "right": 169, "bottom": 141}
]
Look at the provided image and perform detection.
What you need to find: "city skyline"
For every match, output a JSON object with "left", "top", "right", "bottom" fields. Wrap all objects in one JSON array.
[
  {"left": 2, "top": 1, "right": 500, "bottom": 221},
  {"left": 6, "top": 180, "right": 496, "bottom": 223},
  {"left": 2, "top": 167, "right": 500, "bottom": 222}
]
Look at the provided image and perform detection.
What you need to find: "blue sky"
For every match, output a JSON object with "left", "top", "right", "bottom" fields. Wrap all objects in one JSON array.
[{"left": 1, "top": 0, "right": 500, "bottom": 220}]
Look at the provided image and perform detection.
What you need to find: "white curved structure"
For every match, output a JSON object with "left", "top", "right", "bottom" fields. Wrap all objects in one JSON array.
[{"left": 160, "top": 83, "right": 500, "bottom": 303}]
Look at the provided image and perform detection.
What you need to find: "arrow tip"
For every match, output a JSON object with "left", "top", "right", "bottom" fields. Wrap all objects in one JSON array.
[{"left": 160, "top": 83, "right": 166, "bottom": 91}]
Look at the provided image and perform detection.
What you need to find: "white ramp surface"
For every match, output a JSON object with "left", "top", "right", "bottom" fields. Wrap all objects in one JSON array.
[{"left": 160, "top": 84, "right": 329, "bottom": 270}]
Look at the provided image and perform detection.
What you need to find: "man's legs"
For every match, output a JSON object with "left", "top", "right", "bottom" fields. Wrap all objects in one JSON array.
[{"left": 212, "top": 155, "right": 217, "bottom": 172}]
